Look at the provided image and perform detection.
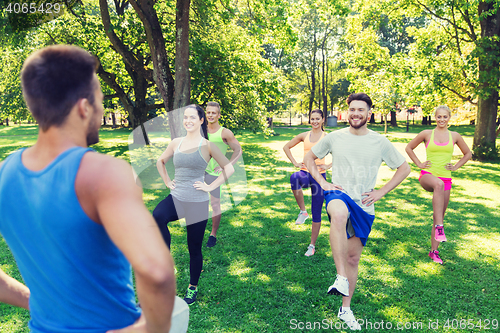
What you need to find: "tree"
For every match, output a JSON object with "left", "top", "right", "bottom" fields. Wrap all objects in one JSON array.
[{"left": 400, "top": 0, "right": 500, "bottom": 159}]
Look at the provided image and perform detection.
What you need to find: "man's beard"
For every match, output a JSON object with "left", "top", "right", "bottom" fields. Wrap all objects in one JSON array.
[
  {"left": 86, "top": 116, "right": 99, "bottom": 146},
  {"left": 349, "top": 115, "right": 368, "bottom": 129}
]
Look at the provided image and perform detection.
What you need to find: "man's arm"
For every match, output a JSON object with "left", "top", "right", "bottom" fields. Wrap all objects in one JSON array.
[
  {"left": 78, "top": 154, "right": 175, "bottom": 333},
  {"left": 361, "top": 161, "right": 411, "bottom": 206},
  {"left": 0, "top": 269, "right": 30, "bottom": 310},
  {"left": 304, "top": 150, "right": 342, "bottom": 191},
  {"left": 222, "top": 129, "right": 242, "bottom": 166}
]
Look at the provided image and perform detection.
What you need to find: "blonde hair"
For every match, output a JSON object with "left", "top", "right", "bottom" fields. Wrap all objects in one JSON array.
[{"left": 434, "top": 105, "right": 451, "bottom": 116}]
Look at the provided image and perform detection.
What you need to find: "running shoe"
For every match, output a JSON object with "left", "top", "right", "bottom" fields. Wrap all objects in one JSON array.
[
  {"left": 327, "top": 274, "right": 349, "bottom": 297},
  {"left": 304, "top": 244, "right": 315, "bottom": 257},
  {"left": 338, "top": 307, "right": 362, "bottom": 331},
  {"left": 429, "top": 250, "right": 443, "bottom": 264},
  {"left": 206, "top": 235, "right": 217, "bottom": 248},
  {"left": 183, "top": 286, "right": 198, "bottom": 305},
  {"left": 295, "top": 211, "right": 309, "bottom": 225},
  {"left": 434, "top": 225, "right": 447, "bottom": 242}
]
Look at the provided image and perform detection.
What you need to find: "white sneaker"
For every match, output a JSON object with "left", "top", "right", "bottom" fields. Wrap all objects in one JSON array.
[
  {"left": 338, "top": 307, "right": 361, "bottom": 330},
  {"left": 304, "top": 244, "right": 315, "bottom": 256},
  {"left": 295, "top": 211, "right": 309, "bottom": 225},
  {"left": 327, "top": 274, "right": 349, "bottom": 296}
]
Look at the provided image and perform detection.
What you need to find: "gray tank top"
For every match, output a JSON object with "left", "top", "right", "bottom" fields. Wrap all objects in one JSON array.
[{"left": 170, "top": 138, "right": 209, "bottom": 202}]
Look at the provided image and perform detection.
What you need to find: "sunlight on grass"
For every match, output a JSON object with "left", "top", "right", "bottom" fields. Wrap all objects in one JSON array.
[
  {"left": 414, "top": 262, "right": 443, "bottom": 275},
  {"left": 457, "top": 234, "right": 500, "bottom": 260},
  {"left": 256, "top": 273, "right": 271, "bottom": 283},
  {"left": 286, "top": 283, "right": 305, "bottom": 294},
  {"left": 228, "top": 260, "right": 252, "bottom": 281}
]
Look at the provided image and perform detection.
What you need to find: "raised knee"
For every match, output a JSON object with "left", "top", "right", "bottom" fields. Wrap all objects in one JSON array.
[
  {"left": 434, "top": 180, "right": 445, "bottom": 192},
  {"left": 330, "top": 211, "right": 348, "bottom": 225}
]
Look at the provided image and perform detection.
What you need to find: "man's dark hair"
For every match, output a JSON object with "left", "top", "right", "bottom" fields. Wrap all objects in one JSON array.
[
  {"left": 346, "top": 93, "right": 372, "bottom": 110},
  {"left": 21, "top": 45, "right": 98, "bottom": 131}
]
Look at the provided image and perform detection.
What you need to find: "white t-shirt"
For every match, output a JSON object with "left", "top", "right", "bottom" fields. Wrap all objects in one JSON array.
[{"left": 311, "top": 128, "right": 406, "bottom": 215}]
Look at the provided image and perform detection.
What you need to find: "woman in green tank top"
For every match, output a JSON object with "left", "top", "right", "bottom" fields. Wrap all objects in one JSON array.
[{"left": 406, "top": 106, "right": 471, "bottom": 264}]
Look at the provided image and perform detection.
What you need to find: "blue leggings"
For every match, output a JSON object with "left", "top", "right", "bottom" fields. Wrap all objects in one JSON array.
[
  {"left": 290, "top": 170, "right": 326, "bottom": 223},
  {"left": 153, "top": 195, "right": 208, "bottom": 286}
]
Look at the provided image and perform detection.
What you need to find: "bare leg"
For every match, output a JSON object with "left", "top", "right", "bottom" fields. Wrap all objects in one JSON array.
[
  {"left": 342, "top": 237, "right": 364, "bottom": 308},
  {"left": 419, "top": 174, "right": 446, "bottom": 251},
  {"left": 292, "top": 189, "right": 306, "bottom": 211},
  {"left": 209, "top": 195, "right": 221, "bottom": 237},
  {"left": 310, "top": 222, "right": 321, "bottom": 246},
  {"left": 327, "top": 199, "right": 349, "bottom": 277}
]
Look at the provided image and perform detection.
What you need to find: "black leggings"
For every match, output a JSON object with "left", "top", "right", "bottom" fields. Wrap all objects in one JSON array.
[{"left": 153, "top": 195, "right": 208, "bottom": 286}]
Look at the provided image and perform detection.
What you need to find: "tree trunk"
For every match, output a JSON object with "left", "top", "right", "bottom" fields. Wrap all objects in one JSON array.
[
  {"left": 168, "top": 0, "right": 191, "bottom": 139},
  {"left": 321, "top": 31, "right": 328, "bottom": 118},
  {"left": 129, "top": 0, "right": 177, "bottom": 137},
  {"left": 384, "top": 114, "right": 388, "bottom": 134},
  {"left": 390, "top": 111, "right": 397, "bottom": 126},
  {"left": 173, "top": 0, "right": 191, "bottom": 111},
  {"left": 370, "top": 113, "right": 375, "bottom": 124},
  {"left": 308, "top": 33, "right": 317, "bottom": 114},
  {"left": 473, "top": 1, "right": 500, "bottom": 157},
  {"left": 112, "top": 113, "right": 117, "bottom": 128}
]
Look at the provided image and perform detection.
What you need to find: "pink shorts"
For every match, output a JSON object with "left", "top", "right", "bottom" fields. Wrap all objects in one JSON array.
[{"left": 419, "top": 170, "right": 452, "bottom": 191}]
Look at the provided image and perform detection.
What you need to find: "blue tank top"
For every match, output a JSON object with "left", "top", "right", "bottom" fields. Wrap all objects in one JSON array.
[{"left": 0, "top": 147, "right": 141, "bottom": 333}]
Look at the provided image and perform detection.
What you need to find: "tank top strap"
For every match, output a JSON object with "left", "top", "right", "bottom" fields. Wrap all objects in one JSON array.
[{"left": 176, "top": 137, "right": 186, "bottom": 152}]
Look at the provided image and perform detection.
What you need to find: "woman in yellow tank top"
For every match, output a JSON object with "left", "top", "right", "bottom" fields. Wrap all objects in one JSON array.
[
  {"left": 283, "top": 109, "right": 331, "bottom": 257},
  {"left": 406, "top": 106, "right": 471, "bottom": 264}
]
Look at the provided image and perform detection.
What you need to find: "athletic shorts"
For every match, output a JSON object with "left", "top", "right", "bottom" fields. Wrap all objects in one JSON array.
[
  {"left": 204, "top": 172, "right": 221, "bottom": 199},
  {"left": 324, "top": 190, "right": 375, "bottom": 246},
  {"left": 419, "top": 170, "right": 452, "bottom": 191}
]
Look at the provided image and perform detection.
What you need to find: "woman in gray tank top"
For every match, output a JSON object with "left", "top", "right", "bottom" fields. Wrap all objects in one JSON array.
[{"left": 153, "top": 104, "right": 234, "bottom": 305}]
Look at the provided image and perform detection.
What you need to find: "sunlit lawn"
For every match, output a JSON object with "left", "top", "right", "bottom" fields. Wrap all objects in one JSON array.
[{"left": 1, "top": 124, "right": 499, "bottom": 332}]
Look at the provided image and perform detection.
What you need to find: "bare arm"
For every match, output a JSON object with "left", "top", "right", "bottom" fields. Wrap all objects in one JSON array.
[
  {"left": 361, "top": 161, "right": 411, "bottom": 206},
  {"left": 304, "top": 150, "right": 342, "bottom": 191},
  {"left": 81, "top": 155, "right": 175, "bottom": 333},
  {"left": 222, "top": 129, "right": 242, "bottom": 166},
  {"left": 194, "top": 142, "right": 234, "bottom": 192},
  {"left": 283, "top": 132, "right": 307, "bottom": 168},
  {"left": 0, "top": 269, "right": 30, "bottom": 310},
  {"left": 446, "top": 132, "right": 472, "bottom": 171},
  {"left": 405, "top": 130, "right": 431, "bottom": 169},
  {"left": 156, "top": 139, "right": 178, "bottom": 189}
]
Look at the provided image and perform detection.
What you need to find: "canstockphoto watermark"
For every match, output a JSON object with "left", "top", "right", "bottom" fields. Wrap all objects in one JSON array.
[{"left": 290, "top": 318, "right": 499, "bottom": 330}]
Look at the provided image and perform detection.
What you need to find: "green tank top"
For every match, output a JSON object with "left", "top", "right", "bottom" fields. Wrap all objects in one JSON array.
[
  {"left": 206, "top": 126, "right": 228, "bottom": 176},
  {"left": 426, "top": 129, "right": 454, "bottom": 178}
]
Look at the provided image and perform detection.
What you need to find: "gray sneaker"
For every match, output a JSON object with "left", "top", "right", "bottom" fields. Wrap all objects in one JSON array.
[
  {"left": 304, "top": 244, "right": 315, "bottom": 256},
  {"left": 295, "top": 211, "right": 309, "bottom": 225},
  {"left": 327, "top": 274, "right": 349, "bottom": 297}
]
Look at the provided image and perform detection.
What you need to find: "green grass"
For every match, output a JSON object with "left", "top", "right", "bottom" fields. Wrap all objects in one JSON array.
[{"left": 1, "top": 124, "right": 499, "bottom": 332}]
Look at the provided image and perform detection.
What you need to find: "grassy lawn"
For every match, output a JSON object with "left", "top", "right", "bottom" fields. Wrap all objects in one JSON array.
[{"left": 1, "top": 124, "right": 499, "bottom": 332}]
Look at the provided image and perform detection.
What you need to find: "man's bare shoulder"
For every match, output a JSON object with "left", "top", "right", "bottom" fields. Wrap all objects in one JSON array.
[
  {"left": 221, "top": 128, "right": 237, "bottom": 140},
  {"left": 79, "top": 152, "right": 135, "bottom": 186}
]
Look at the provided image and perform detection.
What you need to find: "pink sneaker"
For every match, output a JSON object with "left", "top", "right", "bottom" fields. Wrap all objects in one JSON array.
[
  {"left": 429, "top": 250, "right": 443, "bottom": 264},
  {"left": 434, "top": 225, "right": 447, "bottom": 242}
]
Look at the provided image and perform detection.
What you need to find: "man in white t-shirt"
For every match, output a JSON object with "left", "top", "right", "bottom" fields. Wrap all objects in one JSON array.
[{"left": 304, "top": 93, "right": 410, "bottom": 330}]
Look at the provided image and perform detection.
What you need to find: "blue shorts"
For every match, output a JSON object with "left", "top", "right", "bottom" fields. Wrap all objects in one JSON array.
[{"left": 324, "top": 190, "right": 375, "bottom": 246}]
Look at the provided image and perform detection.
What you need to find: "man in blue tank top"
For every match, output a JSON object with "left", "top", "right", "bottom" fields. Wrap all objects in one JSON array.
[{"left": 0, "top": 45, "right": 179, "bottom": 332}]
